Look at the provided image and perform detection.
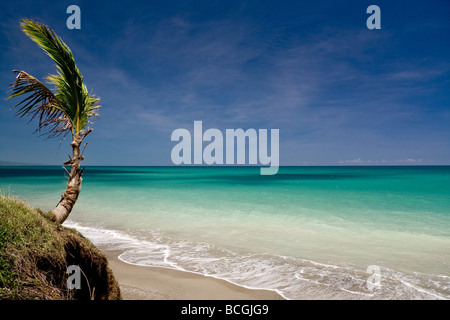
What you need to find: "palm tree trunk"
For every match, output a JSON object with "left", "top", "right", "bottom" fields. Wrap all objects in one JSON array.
[{"left": 52, "top": 137, "right": 84, "bottom": 224}]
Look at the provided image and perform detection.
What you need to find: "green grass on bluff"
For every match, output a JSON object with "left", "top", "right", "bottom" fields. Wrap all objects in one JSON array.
[{"left": 0, "top": 194, "right": 121, "bottom": 300}]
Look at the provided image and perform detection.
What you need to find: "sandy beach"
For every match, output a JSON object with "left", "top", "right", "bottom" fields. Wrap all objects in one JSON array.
[{"left": 104, "top": 250, "right": 285, "bottom": 300}]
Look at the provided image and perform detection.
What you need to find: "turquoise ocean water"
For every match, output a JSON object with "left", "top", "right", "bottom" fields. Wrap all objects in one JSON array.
[{"left": 1, "top": 166, "right": 449, "bottom": 299}]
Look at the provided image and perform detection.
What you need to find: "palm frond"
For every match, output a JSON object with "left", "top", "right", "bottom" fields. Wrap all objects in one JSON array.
[
  {"left": 8, "top": 70, "right": 71, "bottom": 138},
  {"left": 13, "top": 18, "right": 101, "bottom": 136}
]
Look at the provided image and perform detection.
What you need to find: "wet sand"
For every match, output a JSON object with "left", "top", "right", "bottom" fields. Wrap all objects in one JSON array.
[{"left": 104, "top": 250, "right": 285, "bottom": 300}]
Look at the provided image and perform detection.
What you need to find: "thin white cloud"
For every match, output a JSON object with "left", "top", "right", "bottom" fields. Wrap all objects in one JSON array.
[
  {"left": 395, "top": 158, "right": 423, "bottom": 164},
  {"left": 339, "top": 158, "right": 365, "bottom": 164},
  {"left": 338, "top": 158, "right": 426, "bottom": 165}
]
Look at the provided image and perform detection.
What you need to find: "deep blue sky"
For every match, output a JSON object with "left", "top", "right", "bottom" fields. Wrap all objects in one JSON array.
[{"left": 1, "top": 0, "right": 449, "bottom": 165}]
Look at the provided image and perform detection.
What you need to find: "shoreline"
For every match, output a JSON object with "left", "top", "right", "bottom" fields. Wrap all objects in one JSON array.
[{"left": 103, "top": 250, "right": 285, "bottom": 300}]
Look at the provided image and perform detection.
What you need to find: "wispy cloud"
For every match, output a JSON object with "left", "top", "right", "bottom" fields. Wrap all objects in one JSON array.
[
  {"left": 394, "top": 158, "right": 423, "bottom": 164},
  {"left": 338, "top": 158, "right": 424, "bottom": 165}
]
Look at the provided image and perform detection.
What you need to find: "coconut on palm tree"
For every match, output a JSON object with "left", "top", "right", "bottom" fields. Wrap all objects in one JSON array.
[{"left": 7, "top": 19, "right": 100, "bottom": 224}]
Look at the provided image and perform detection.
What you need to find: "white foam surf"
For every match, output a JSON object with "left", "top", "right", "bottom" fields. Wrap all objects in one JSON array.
[{"left": 64, "top": 220, "right": 449, "bottom": 300}]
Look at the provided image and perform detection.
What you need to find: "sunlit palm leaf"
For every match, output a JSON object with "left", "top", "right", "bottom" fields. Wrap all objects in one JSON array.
[
  {"left": 7, "top": 19, "right": 100, "bottom": 138},
  {"left": 8, "top": 70, "right": 70, "bottom": 137}
]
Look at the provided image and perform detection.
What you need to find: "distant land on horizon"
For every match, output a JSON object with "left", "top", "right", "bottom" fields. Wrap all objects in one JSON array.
[{"left": 0, "top": 160, "right": 48, "bottom": 166}]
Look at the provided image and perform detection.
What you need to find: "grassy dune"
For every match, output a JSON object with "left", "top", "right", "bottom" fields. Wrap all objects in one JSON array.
[{"left": 0, "top": 194, "right": 121, "bottom": 300}]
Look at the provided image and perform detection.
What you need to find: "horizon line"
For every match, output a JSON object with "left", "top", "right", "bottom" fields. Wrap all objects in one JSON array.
[{"left": 1, "top": 164, "right": 449, "bottom": 167}]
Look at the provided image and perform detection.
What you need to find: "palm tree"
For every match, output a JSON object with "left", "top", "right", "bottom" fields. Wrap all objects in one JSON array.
[{"left": 7, "top": 19, "right": 100, "bottom": 224}]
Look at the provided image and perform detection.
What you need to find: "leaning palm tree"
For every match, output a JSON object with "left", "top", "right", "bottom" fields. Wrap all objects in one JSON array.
[{"left": 7, "top": 19, "right": 100, "bottom": 224}]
